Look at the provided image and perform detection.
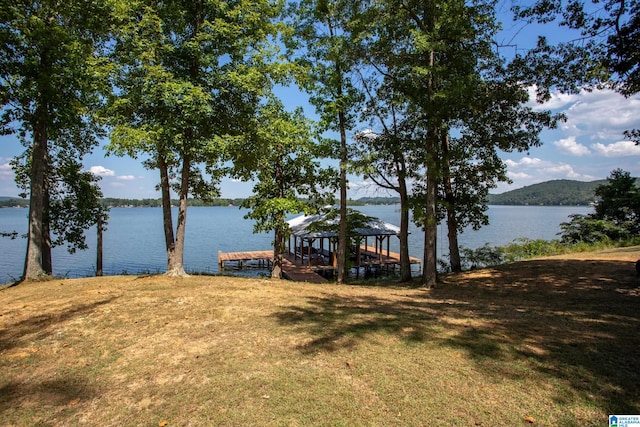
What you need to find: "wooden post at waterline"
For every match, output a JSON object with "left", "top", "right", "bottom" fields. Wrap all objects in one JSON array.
[{"left": 96, "top": 214, "right": 103, "bottom": 277}]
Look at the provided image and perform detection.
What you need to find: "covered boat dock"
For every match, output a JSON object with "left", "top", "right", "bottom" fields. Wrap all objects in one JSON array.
[
  {"left": 218, "top": 210, "right": 421, "bottom": 281},
  {"left": 285, "top": 211, "right": 421, "bottom": 276}
]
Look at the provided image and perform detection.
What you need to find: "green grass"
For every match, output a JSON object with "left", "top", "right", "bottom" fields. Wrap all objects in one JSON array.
[{"left": 1, "top": 248, "right": 639, "bottom": 426}]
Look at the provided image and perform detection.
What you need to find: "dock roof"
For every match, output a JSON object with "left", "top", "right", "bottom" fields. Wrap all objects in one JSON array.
[{"left": 286, "top": 211, "right": 401, "bottom": 239}]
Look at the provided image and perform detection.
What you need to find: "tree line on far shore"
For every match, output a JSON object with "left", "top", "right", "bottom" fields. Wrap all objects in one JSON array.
[
  {"left": 0, "top": 197, "right": 370, "bottom": 209},
  {"left": 6, "top": 177, "right": 640, "bottom": 210}
]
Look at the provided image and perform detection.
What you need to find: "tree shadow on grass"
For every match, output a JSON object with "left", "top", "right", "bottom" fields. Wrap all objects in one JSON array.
[
  {"left": 274, "top": 289, "right": 446, "bottom": 353},
  {"left": 0, "top": 375, "right": 96, "bottom": 422},
  {"left": 273, "top": 258, "right": 640, "bottom": 414},
  {"left": 0, "top": 297, "right": 117, "bottom": 421},
  {"left": 436, "top": 259, "right": 640, "bottom": 414},
  {"left": 0, "top": 297, "right": 119, "bottom": 353}
]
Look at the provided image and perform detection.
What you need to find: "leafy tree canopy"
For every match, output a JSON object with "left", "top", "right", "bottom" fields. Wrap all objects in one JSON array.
[
  {"left": 509, "top": 0, "right": 640, "bottom": 142},
  {"left": 560, "top": 169, "right": 640, "bottom": 243}
]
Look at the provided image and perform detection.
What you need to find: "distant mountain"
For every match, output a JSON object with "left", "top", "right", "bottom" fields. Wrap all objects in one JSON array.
[
  {"left": 355, "top": 178, "right": 640, "bottom": 206},
  {"left": 2, "top": 178, "right": 636, "bottom": 208},
  {"left": 486, "top": 179, "right": 609, "bottom": 206},
  {"left": 354, "top": 180, "right": 603, "bottom": 206},
  {"left": 0, "top": 196, "right": 27, "bottom": 208}
]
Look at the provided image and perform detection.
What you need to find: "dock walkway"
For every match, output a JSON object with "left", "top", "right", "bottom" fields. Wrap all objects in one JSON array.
[
  {"left": 218, "top": 250, "right": 273, "bottom": 269},
  {"left": 359, "top": 245, "right": 422, "bottom": 268},
  {"left": 218, "top": 250, "right": 328, "bottom": 283},
  {"left": 218, "top": 245, "right": 420, "bottom": 283},
  {"left": 282, "top": 254, "right": 328, "bottom": 283}
]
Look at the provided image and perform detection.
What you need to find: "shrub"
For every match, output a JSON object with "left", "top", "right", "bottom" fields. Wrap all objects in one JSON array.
[{"left": 460, "top": 244, "right": 504, "bottom": 269}]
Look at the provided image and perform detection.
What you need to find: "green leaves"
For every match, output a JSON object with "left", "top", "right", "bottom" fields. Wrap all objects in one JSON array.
[
  {"left": 1, "top": 0, "right": 109, "bottom": 148},
  {"left": 234, "top": 98, "right": 336, "bottom": 235},
  {"left": 1, "top": 0, "right": 112, "bottom": 277},
  {"left": 106, "top": 0, "right": 283, "bottom": 200},
  {"left": 560, "top": 169, "right": 640, "bottom": 243}
]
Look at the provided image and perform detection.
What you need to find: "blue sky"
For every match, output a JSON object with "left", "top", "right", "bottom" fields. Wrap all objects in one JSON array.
[{"left": 1, "top": 7, "right": 640, "bottom": 199}]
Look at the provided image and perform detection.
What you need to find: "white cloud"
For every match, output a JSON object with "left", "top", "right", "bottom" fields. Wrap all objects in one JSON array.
[
  {"left": 499, "top": 82, "right": 640, "bottom": 189},
  {"left": 506, "top": 171, "right": 531, "bottom": 179},
  {"left": 528, "top": 88, "right": 640, "bottom": 148},
  {"left": 503, "top": 155, "right": 596, "bottom": 189},
  {"left": 0, "top": 161, "right": 18, "bottom": 196},
  {"left": 528, "top": 86, "right": 579, "bottom": 110},
  {"left": 90, "top": 165, "right": 115, "bottom": 177},
  {"left": 591, "top": 140, "right": 640, "bottom": 157},
  {"left": 505, "top": 156, "right": 542, "bottom": 168},
  {"left": 0, "top": 162, "right": 13, "bottom": 178},
  {"left": 117, "top": 175, "right": 136, "bottom": 181},
  {"left": 355, "top": 129, "right": 379, "bottom": 140},
  {"left": 521, "top": 156, "right": 544, "bottom": 166},
  {"left": 557, "top": 89, "right": 640, "bottom": 140},
  {"left": 554, "top": 136, "right": 591, "bottom": 156},
  {"left": 544, "top": 163, "right": 582, "bottom": 178}
]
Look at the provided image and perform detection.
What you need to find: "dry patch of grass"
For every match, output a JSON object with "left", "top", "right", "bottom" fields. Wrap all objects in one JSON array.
[{"left": 1, "top": 248, "right": 639, "bottom": 426}]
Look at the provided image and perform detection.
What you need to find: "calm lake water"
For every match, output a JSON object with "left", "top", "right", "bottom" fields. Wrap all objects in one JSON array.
[{"left": 0, "top": 204, "right": 592, "bottom": 283}]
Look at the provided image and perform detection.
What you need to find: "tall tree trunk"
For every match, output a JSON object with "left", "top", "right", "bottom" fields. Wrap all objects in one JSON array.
[
  {"left": 272, "top": 221, "right": 284, "bottom": 279},
  {"left": 337, "top": 109, "right": 348, "bottom": 284},
  {"left": 272, "top": 152, "right": 285, "bottom": 279},
  {"left": 397, "top": 169, "right": 412, "bottom": 282},
  {"left": 445, "top": 198, "right": 461, "bottom": 272},
  {"left": 167, "top": 154, "right": 189, "bottom": 276},
  {"left": 323, "top": 17, "right": 349, "bottom": 285},
  {"left": 422, "top": 44, "right": 438, "bottom": 287},
  {"left": 422, "top": 130, "right": 439, "bottom": 288},
  {"left": 164, "top": 0, "right": 201, "bottom": 278},
  {"left": 440, "top": 131, "right": 461, "bottom": 272},
  {"left": 23, "top": 112, "right": 48, "bottom": 280},
  {"left": 158, "top": 154, "right": 179, "bottom": 274},
  {"left": 42, "top": 186, "right": 52, "bottom": 275}
]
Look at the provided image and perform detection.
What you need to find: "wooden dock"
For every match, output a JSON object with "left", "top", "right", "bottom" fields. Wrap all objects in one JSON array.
[
  {"left": 282, "top": 254, "right": 328, "bottom": 283},
  {"left": 218, "top": 245, "right": 420, "bottom": 283},
  {"left": 218, "top": 250, "right": 328, "bottom": 283},
  {"left": 359, "top": 245, "right": 422, "bottom": 268},
  {"left": 218, "top": 250, "right": 273, "bottom": 269}
]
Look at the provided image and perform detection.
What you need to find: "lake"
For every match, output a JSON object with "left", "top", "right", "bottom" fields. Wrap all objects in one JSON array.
[{"left": 0, "top": 204, "right": 592, "bottom": 283}]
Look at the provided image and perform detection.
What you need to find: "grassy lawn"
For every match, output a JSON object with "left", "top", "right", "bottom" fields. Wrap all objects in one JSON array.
[{"left": 1, "top": 247, "right": 639, "bottom": 426}]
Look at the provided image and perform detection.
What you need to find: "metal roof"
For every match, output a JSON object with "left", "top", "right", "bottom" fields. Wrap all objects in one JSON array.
[{"left": 286, "top": 212, "right": 401, "bottom": 239}]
